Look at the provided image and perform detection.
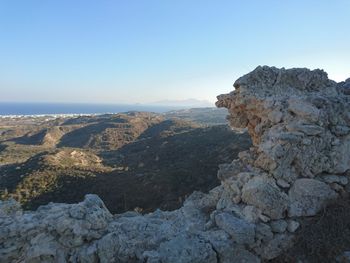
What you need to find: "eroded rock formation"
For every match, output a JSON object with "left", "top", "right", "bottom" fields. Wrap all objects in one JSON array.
[{"left": 1, "top": 66, "right": 349, "bottom": 262}]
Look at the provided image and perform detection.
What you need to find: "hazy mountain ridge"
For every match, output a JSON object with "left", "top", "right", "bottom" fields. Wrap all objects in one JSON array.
[{"left": 152, "top": 99, "right": 214, "bottom": 107}]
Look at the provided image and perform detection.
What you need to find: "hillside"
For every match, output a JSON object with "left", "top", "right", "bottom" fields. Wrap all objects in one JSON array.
[
  {"left": 164, "top": 107, "right": 228, "bottom": 125},
  {"left": 0, "top": 109, "right": 251, "bottom": 213},
  {"left": 58, "top": 113, "right": 165, "bottom": 150}
]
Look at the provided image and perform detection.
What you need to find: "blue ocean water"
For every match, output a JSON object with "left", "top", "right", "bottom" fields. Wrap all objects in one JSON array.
[{"left": 0, "top": 102, "right": 181, "bottom": 115}]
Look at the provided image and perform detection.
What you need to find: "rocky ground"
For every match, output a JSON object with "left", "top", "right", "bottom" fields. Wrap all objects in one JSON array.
[{"left": 0, "top": 66, "right": 349, "bottom": 262}]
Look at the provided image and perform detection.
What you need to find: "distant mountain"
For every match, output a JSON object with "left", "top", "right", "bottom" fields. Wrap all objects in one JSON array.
[
  {"left": 151, "top": 99, "right": 214, "bottom": 107},
  {"left": 165, "top": 107, "right": 228, "bottom": 126}
]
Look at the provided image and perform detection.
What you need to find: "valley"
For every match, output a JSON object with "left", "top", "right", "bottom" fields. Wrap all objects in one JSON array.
[{"left": 0, "top": 108, "right": 251, "bottom": 213}]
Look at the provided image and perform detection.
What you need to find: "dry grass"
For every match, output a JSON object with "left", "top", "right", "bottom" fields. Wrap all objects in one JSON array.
[{"left": 272, "top": 197, "right": 350, "bottom": 263}]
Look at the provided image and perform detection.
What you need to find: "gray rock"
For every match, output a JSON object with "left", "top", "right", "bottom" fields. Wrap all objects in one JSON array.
[
  {"left": 267, "top": 110, "right": 283, "bottom": 124},
  {"left": 288, "top": 98, "right": 320, "bottom": 122},
  {"left": 255, "top": 223, "right": 274, "bottom": 243},
  {"left": 288, "top": 178, "right": 338, "bottom": 217},
  {"left": 286, "top": 122, "right": 324, "bottom": 135},
  {"left": 215, "top": 212, "right": 256, "bottom": 245},
  {"left": 198, "top": 230, "right": 260, "bottom": 263},
  {"left": 241, "top": 176, "right": 289, "bottom": 219},
  {"left": 287, "top": 220, "right": 300, "bottom": 233},
  {"left": 276, "top": 179, "right": 290, "bottom": 188},
  {"left": 333, "top": 125, "right": 350, "bottom": 136},
  {"left": 332, "top": 135, "right": 350, "bottom": 174},
  {"left": 157, "top": 234, "right": 217, "bottom": 263},
  {"left": 321, "top": 174, "right": 349, "bottom": 185},
  {"left": 242, "top": 205, "right": 261, "bottom": 223},
  {"left": 270, "top": 220, "right": 288, "bottom": 233}
]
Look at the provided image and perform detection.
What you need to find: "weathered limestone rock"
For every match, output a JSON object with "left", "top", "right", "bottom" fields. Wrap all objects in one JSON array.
[
  {"left": 200, "top": 230, "right": 260, "bottom": 263},
  {"left": 288, "top": 98, "right": 320, "bottom": 122},
  {"left": 217, "top": 66, "right": 350, "bottom": 183},
  {"left": 215, "top": 212, "right": 255, "bottom": 245},
  {"left": 270, "top": 220, "right": 288, "bottom": 233},
  {"left": 241, "top": 175, "right": 289, "bottom": 219},
  {"left": 0, "top": 194, "right": 112, "bottom": 263},
  {"left": 320, "top": 174, "right": 349, "bottom": 185},
  {"left": 288, "top": 178, "right": 338, "bottom": 217},
  {"left": 155, "top": 234, "right": 218, "bottom": 263},
  {"left": 287, "top": 220, "right": 300, "bottom": 233},
  {"left": 242, "top": 205, "right": 261, "bottom": 223},
  {"left": 1, "top": 66, "right": 349, "bottom": 262},
  {"left": 332, "top": 135, "right": 350, "bottom": 173},
  {"left": 255, "top": 222, "right": 274, "bottom": 244}
]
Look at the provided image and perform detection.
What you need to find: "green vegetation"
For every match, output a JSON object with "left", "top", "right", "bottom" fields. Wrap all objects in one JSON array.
[
  {"left": 0, "top": 142, "right": 49, "bottom": 165},
  {"left": 0, "top": 110, "right": 251, "bottom": 214},
  {"left": 164, "top": 107, "right": 228, "bottom": 126}
]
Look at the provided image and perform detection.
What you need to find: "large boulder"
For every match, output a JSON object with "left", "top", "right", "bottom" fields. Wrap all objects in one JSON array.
[
  {"left": 217, "top": 66, "right": 350, "bottom": 181},
  {"left": 288, "top": 178, "right": 338, "bottom": 217},
  {"left": 241, "top": 176, "right": 289, "bottom": 219}
]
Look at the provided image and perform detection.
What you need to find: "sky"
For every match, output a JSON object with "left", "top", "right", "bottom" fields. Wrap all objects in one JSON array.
[{"left": 0, "top": 0, "right": 349, "bottom": 104}]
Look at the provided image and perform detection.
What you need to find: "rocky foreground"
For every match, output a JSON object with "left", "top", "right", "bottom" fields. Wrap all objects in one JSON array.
[{"left": 1, "top": 66, "right": 350, "bottom": 262}]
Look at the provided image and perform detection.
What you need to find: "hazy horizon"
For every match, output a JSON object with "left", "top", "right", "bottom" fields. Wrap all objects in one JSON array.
[
  {"left": 0, "top": 99, "right": 216, "bottom": 115},
  {"left": 0, "top": 98, "right": 214, "bottom": 106},
  {"left": 0, "top": 1, "right": 349, "bottom": 104}
]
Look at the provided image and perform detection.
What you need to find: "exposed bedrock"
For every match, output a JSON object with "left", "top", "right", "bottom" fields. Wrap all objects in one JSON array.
[{"left": 1, "top": 66, "right": 349, "bottom": 262}]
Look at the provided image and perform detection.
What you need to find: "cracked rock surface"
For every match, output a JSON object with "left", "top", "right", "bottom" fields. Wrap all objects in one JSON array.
[{"left": 1, "top": 66, "right": 349, "bottom": 262}]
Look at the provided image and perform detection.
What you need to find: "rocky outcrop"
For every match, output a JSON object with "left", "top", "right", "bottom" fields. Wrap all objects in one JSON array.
[
  {"left": 216, "top": 66, "right": 349, "bottom": 211},
  {"left": 0, "top": 192, "right": 259, "bottom": 263},
  {"left": 1, "top": 66, "right": 349, "bottom": 262}
]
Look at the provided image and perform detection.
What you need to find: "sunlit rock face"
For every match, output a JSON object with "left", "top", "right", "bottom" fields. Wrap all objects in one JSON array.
[
  {"left": 1, "top": 66, "right": 349, "bottom": 262},
  {"left": 217, "top": 66, "right": 349, "bottom": 181},
  {"left": 216, "top": 66, "right": 349, "bottom": 254}
]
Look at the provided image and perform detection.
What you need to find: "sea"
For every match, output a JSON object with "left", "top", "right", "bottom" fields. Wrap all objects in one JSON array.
[{"left": 0, "top": 102, "right": 183, "bottom": 116}]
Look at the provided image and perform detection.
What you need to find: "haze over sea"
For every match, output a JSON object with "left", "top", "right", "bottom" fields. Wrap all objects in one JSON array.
[{"left": 0, "top": 102, "right": 187, "bottom": 116}]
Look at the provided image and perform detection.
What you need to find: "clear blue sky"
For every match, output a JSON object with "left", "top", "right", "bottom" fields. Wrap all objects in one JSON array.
[{"left": 0, "top": 1, "right": 349, "bottom": 104}]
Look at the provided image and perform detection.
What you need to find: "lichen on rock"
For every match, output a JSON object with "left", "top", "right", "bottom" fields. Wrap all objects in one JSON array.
[{"left": 1, "top": 66, "right": 349, "bottom": 262}]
